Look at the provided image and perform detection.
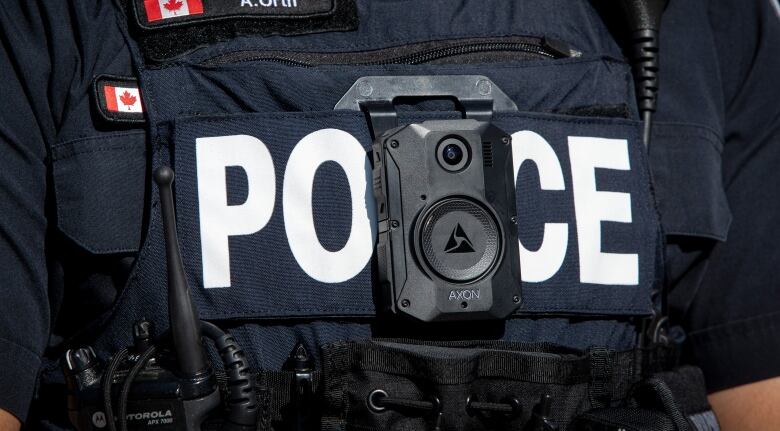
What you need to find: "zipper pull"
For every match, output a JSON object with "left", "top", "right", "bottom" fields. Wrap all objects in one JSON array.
[{"left": 542, "top": 38, "right": 581, "bottom": 58}]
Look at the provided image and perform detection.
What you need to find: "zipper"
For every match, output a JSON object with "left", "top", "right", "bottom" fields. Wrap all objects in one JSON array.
[{"left": 200, "top": 36, "right": 578, "bottom": 67}]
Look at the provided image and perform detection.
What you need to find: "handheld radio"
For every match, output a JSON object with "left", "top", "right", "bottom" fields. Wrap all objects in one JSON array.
[{"left": 63, "top": 167, "right": 258, "bottom": 431}]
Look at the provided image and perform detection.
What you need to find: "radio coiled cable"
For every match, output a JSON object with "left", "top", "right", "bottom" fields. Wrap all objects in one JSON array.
[{"left": 201, "top": 320, "right": 259, "bottom": 431}]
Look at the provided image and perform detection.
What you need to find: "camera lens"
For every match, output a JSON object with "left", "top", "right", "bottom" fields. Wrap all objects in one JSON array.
[
  {"left": 442, "top": 144, "right": 464, "bottom": 166},
  {"left": 436, "top": 137, "right": 470, "bottom": 172}
]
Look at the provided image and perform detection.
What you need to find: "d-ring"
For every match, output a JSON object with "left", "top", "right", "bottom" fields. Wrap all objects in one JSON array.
[{"left": 367, "top": 389, "right": 388, "bottom": 412}]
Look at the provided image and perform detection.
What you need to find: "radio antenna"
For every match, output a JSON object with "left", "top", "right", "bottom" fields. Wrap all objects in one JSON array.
[{"left": 154, "top": 166, "right": 209, "bottom": 377}]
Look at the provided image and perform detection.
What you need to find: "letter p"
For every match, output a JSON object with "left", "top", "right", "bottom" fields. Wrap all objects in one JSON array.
[{"left": 196, "top": 135, "right": 275, "bottom": 288}]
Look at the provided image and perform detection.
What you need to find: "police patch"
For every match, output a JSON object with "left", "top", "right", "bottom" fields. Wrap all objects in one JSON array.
[{"left": 167, "top": 111, "right": 660, "bottom": 321}]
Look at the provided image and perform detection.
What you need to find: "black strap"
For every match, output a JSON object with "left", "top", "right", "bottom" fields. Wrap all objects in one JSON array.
[
  {"left": 236, "top": 341, "right": 646, "bottom": 430},
  {"left": 255, "top": 370, "right": 322, "bottom": 431},
  {"left": 588, "top": 346, "right": 614, "bottom": 408},
  {"left": 323, "top": 340, "right": 614, "bottom": 385}
]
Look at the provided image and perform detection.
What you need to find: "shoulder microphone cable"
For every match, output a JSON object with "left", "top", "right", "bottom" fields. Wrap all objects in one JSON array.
[
  {"left": 618, "top": 0, "right": 668, "bottom": 149},
  {"left": 618, "top": 0, "right": 671, "bottom": 347}
]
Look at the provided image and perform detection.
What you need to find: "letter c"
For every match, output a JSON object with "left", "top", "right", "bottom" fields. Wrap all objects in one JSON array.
[{"left": 512, "top": 131, "right": 569, "bottom": 283}]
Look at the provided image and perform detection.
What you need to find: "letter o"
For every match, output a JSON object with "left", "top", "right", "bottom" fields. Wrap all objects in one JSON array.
[{"left": 283, "top": 129, "right": 377, "bottom": 283}]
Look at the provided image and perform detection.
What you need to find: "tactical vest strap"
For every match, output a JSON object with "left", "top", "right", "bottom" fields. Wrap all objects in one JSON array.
[
  {"left": 238, "top": 340, "right": 643, "bottom": 430},
  {"left": 587, "top": 346, "right": 614, "bottom": 409},
  {"left": 320, "top": 339, "right": 638, "bottom": 387},
  {"left": 572, "top": 366, "right": 719, "bottom": 431},
  {"left": 233, "top": 343, "right": 713, "bottom": 431},
  {"left": 255, "top": 370, "right": 323, "bottom": 430}
]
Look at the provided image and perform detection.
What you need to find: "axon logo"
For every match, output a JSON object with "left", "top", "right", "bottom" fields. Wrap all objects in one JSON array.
[
  {"left": 193, "top": 129, "right": 639, "bottom": 289},
  {"left": 449, "top": 289, "right": 480, "bottom": 301},
  {"left": 445, "top": 224, "right": 475, "bottom": 254}
]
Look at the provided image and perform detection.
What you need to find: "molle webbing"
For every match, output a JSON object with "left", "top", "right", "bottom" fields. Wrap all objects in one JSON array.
[{"left": 227, "top": 341, "right": 643, "bottom": 431}]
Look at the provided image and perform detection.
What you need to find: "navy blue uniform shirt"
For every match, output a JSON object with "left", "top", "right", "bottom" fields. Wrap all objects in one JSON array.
[{"left": 1, "top": 0, "right": 779, "bottom": 425}]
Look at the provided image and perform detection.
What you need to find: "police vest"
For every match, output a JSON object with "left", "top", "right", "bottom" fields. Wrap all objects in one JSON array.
[{"left": 47, "top": 1, "right": 731, "bottom": 429}]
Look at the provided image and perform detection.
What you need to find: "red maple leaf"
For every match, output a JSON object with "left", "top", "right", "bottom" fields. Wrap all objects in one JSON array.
[
  {"left": 163, "top": 0, "right": 184, "bottom": 14},
  {"left": 119, "top": 91, "right": 137, "bottom": 109}
]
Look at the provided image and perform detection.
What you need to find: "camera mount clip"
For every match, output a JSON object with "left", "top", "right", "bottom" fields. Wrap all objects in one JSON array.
[{"left": 335, "top": 75, "right": 518, "bottom": 137}]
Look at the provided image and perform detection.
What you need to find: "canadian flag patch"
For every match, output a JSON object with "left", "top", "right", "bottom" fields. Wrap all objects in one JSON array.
[
  {"left": 104, "top": 86, "right": 143, "bottom": 113},
  {"left": 144, "top": 0, "right": 204, "bottom": 22},
  {"left": 92, "top": 75, "right": 146, "bottom": 124}
]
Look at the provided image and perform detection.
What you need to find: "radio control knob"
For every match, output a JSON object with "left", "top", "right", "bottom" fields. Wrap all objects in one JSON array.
[
  {"left": 133, "top": 319, "right": 155, "bottom": 353},
  {"left": 64, "top": 347, "right": 97, "bottom": 374}
]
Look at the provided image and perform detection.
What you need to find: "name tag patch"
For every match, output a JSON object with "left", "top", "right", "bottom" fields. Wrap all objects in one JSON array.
[
  {"left": 169, "top": 112, "right": 660, "bottom": 320},
  {"left": 135, "top": 0, "right": 334, "bottom": 27},
  {"left": 129, "top": 0, "right": 357, "bottom": 62}
]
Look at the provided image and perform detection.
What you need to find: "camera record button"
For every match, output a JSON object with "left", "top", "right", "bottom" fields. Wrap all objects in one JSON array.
[{"left": 419, "top": 198, "right": 500, "bottom": 283}]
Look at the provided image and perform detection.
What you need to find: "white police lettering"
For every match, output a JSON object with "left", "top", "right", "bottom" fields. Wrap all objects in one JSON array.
[
  {"left": 512, "top": 131, "right": 569, "bottom": 283},
  {"left": 196, "top": 135, "right": 275, "bottom": 288},
  {"left": 568, "top": 137, "right": 638, "bottom": 285},
  {"left": 193, "top": 129, "right": 641, "bottom": 288},
  {"left": 283, "top": 129, "right": 377, "bottom": 283}
]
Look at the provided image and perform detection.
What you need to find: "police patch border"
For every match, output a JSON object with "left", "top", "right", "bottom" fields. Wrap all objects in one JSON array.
[{"left": 92, "top": 75, "right": 146, "bottom": 125}]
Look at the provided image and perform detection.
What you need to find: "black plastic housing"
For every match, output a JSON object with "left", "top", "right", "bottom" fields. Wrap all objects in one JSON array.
[
  {"left": 373, "top": 119, "right": 521, "bottom": 322},
  {"left": 63, "top": 347, "right": 219, "bottom": 431}
]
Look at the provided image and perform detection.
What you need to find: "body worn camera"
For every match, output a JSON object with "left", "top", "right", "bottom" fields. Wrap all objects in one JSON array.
[
  {"left": 374, "top": 120, "right": 521, "bottom": 321},
  {"left": 337, "top": 75, "right": 522, "bottom": 322}
]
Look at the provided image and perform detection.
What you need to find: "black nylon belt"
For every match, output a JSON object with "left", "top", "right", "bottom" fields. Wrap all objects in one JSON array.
[
  {"left": 321, "top": 340, "right": 637, "bottom": 387},
  {"left": 318, "top": 341, "right": 638, "bottom": 430},
  {"left": 227, "top": 341, "right": 646, "bottom": 430}
]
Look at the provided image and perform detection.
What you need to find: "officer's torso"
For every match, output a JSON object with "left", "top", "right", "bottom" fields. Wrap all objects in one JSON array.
[{"left": 36, "top": 1, "right": 730, "bottom": 429}]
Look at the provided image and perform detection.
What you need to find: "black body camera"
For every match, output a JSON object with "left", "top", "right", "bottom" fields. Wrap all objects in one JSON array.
[{"left": 337, "top": 75, "right": 522, "bottom": 322}]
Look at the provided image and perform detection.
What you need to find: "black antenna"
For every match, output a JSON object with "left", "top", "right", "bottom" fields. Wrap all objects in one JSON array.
[{"left": 154, "top": 166, "right": 209, "bottom": 377}]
